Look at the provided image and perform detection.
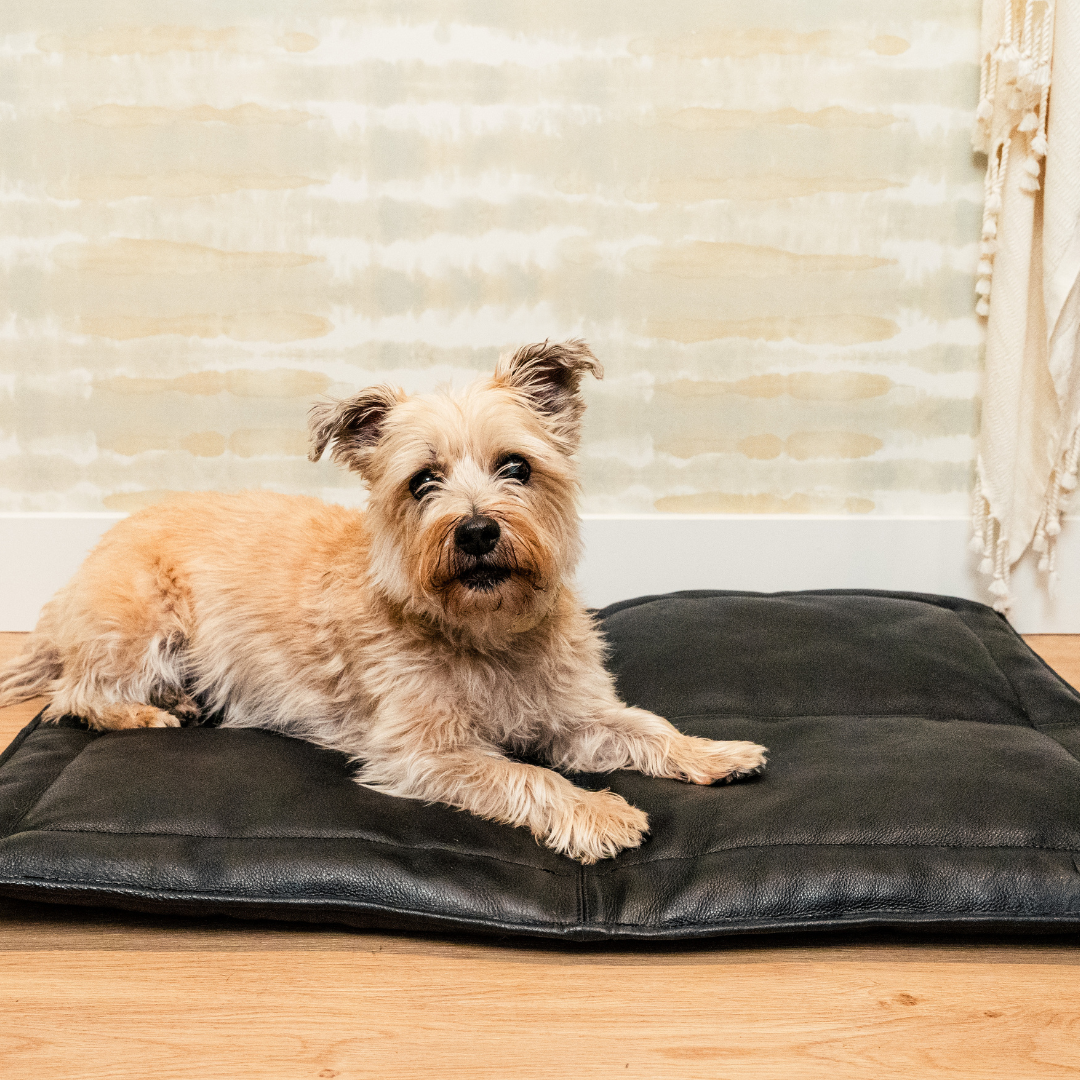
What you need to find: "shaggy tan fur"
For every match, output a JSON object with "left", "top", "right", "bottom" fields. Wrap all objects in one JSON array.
[{"left": 0, "top": 340, "right": 766, "bottom": 863}]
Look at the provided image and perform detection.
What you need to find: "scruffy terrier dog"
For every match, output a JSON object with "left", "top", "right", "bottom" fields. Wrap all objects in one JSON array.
[{"left": 0, "top": 340, "right": 766, "bottom": 862}]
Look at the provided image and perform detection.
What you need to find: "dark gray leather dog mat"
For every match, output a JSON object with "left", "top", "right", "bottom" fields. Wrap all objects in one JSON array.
[{"left": 3, "top": 589, "right": 1080, "bottom": 941}]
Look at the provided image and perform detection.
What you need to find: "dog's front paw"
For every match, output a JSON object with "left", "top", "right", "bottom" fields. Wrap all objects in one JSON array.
[
  {"left": 668, "top": 736, "right": 768, "bottom": 786},
  {"left": 544, "top": 789, "right": 649, "bottom": 865}
]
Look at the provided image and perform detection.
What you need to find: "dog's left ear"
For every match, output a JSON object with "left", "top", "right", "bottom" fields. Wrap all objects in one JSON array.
[
  {"left": 308, "top": 384, "right": 404, "bottom": 473},
  {"left": 495, "top": 339, "right": 603, "bottom": 449}
]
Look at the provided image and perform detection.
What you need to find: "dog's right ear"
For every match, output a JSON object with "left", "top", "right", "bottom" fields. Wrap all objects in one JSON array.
[{"left": 308, "top": 384, "right": 404, "bottom": 471}]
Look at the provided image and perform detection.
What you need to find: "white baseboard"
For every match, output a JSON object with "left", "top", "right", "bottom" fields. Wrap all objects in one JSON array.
[
  {"left": 578, "top": 516, "right": 1080, "bottom": 632},
  {"left": 2, "top": 513, "right": 1078, "bottom": 633}
]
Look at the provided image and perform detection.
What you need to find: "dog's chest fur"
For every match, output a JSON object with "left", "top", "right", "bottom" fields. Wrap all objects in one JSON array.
[{"left": 191, "top": 527, "right": 602, "bottom": 755}]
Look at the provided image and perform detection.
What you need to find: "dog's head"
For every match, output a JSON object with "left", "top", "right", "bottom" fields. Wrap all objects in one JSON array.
[{"left": 308, "top": 339, "right": 602, "bottom": 640}]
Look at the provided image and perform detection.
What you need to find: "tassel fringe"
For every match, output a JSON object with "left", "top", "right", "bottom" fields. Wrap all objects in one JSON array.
[
  {"left": 972, "top": 0, "right": 1055, "bottom": 316},
  {"left": 973, "top": 426, "right": 1080, "bottom": 614},
  {"left": 971, "top": 475, "right": 1013, "bottom": 612}
]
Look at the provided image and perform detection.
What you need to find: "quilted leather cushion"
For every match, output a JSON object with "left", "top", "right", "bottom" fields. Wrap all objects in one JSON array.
[{"left": 2, "top": 590, "right": 1080, "bottom": 940}]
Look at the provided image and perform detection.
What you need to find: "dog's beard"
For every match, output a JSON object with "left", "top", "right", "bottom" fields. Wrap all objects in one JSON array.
[{"left": 456, "top": 562, "right": 513, "bottom": 592}]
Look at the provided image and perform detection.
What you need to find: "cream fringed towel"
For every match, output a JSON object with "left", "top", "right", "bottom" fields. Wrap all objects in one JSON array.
[{"left": 971, "top": 0, "right": 1080, "bottom": 612}]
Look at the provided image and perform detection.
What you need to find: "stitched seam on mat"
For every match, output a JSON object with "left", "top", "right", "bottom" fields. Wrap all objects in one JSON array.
[
  {"left": 16, "top": 828, "right": 1079, "bottom": 877},
  {"left": 16, "top": 826, "right": 577, "bottom": 877},
  {"left": 1036, "top": 728, "right": 1080, "bottom": 768},
  {"left": 990, "top": 621, "right": 1080, "bottom": 767},
  {"left": 662, "top": 712, "right": 1033, "bottom": 725},
  {"left": 589, "top": 840, "right": 1080, "bottom": 875},
  {"left": 0, "top": 880, "right": 587, "bottom": 930},
  {"left": 594, "top": 907, "right": 1077, "bottom": 930},
  {"left": 951, "top": 607, "right": 1035, "bottom": 726},
  {"left": 0, "top": 743, "right": 95, "bottom": 841},
  {"left": 6, "top": 868, "right": 580, "bottom": 896},
  {"left": 1007, "top": 625, "right": 1080, "bottom": 707}
]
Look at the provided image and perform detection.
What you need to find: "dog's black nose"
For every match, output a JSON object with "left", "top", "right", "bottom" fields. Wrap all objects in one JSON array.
[{"left": 454, "top": 515, "right": 501, "bottom": 556}]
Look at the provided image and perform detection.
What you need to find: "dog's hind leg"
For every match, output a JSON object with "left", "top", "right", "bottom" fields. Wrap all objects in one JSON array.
[
  {"left": 0, "top": 636, "right": 186, "bottom": 728},
  {"left": 30, "top": 538, "right": 198, "bottom": 731},
  {"left": 42, "top": 621, "right": 193, "bottom": 731}
]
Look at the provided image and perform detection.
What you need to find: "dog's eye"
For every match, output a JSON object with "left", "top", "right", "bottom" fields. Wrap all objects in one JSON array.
[
  {"left": 408, "top": 469, "right": 440, "bottom": 500},
  {"left": 496, "top": 454, "right": 531, "bottom": 484}
]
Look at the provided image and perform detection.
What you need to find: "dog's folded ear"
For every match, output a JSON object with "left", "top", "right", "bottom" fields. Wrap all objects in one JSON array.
[
  {"left": 495, "top": 339, "right": 603, "bottom": 449},
  {"left": 308, "top": 384, "right": 404, "bottom": 471}
]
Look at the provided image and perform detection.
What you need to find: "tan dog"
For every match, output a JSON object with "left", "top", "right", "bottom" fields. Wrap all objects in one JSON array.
[{"left": 0, "top": 340, "right": 766, "bottom": 863}]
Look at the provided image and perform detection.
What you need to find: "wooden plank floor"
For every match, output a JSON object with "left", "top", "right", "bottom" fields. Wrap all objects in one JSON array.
[{"left": 1, "top": 632, "right": 1079, "bottom": 1079}]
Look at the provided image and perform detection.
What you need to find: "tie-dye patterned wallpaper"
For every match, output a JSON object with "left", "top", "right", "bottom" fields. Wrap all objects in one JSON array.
[{"left": 1, "top": 0, "right": 983, "bottom": 516}]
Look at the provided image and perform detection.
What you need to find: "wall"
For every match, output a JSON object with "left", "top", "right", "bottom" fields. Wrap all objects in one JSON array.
[{"left": 1, "top": 0, "right": 984, "bottom": 518}]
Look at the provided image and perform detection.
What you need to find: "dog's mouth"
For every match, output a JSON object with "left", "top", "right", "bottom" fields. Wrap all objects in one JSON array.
[{"left": 457, "top": 564, "right": 512, "bottom": 591}]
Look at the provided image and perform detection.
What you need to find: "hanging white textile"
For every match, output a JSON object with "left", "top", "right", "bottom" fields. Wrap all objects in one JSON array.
[{"left": 971, "top": 0, "right": 1080, "bottom": 613}]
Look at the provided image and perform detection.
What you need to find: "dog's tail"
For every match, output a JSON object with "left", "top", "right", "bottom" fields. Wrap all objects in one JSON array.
[{"left": 0, "top": 638, "right": 60, "bottom": 707}]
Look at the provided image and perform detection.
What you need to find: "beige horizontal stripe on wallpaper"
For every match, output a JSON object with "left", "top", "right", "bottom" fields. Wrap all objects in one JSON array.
[
  {"left": 0, "top": 334, "right": 985, "bottom": 378},
  {"left": 653, "top": 493, "right": 877, "bottom": 513},
  {"left": 37, "top": 27, "right": 318, "bottom": 55},
  {"left": 49, "top": 240, "right": 892, "bottom": 279},
  {"left": 31, "top": 273, "right": 961, "bottom": 339},
  {"left": 89, "top": 427, "right": 892, "bottom": 465},
  {"left": 584, "top": 458, "right": 972, "bottom": 499},
  {"left": 6, "top": 45, "right": 976, "bottom": 111},
  {"left": 73, "top": 104, "right": 315, "bottom": 127},
  {"left": 53, "top": 173, "right": 321, "bottom": 200},
  {"left": 593, "top": 392, "right": 978, "bottom": 441},
  {"left": 10, "top": 127, "right": 982, "bottom": 205},
  {"left": 75, "top": 315, "right": 332, "bottom": 343},
  {"left": 53, "top": 240, "right": 321, "bottom": 274},
  {"left": 626, "top": 242, "right": 894, "bottom": 277},
  {"left": 660, "top": 373, "right": 894, "bottom": 400},
  {"left": 98, "top": 371, "right": 331, "bottom": 397},
  {"left": 13, "top": 195, "right": 979, "bottom": 255},
  {"left": 65, "top": 316, "right": 906, "bottom": 348},
  {"left": 629, "top": 29, "right": 911, "bottom": 58},
  {"left": 644, "top": 317, "right": 902, "bottom": 346},
  {"left": 4, "top": 384, "right": 975, "bottom": 455},
  {"left": 38, "top": 26, "right": 909, "bottom": 60},
  {"left": 662, "top": 107, "right": 898, "bottom": 131},
  {"left": 658, "top": 432, "right": 886, "bottom": 461},
  {"left": 637, "top": 176, "right": 902, "bottom": 201},
  {"left": 96, "top": 429, "right": 310, "bottom": 459},
  {"left": 13, "top": 114, "right": 978, "bottom": 187},
  {"left": 43, "top": 172, "right": 906, "bottom": 203}
]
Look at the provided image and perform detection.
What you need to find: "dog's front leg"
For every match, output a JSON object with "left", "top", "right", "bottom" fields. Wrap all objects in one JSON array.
[
  {"left": 354, "top": 708, "right": 649, "bottom": 864},
  {"left": 546, "top": 705, "right": 767, "bottom": 785}
]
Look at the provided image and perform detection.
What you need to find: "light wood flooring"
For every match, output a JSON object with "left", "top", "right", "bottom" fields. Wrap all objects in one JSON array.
[{"left": 1, "top": 631, "right": 1079, "bottom": 1079}]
